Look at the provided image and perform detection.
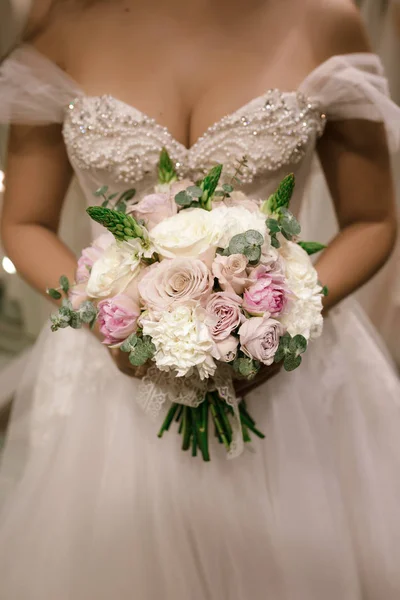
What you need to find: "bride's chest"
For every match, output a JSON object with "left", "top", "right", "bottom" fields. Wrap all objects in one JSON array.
[{"left": 62, "top": 90, "right": 326, "bottom": 186}]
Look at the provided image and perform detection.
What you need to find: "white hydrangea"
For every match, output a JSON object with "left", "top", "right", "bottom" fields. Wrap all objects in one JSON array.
[
  {"left": 211, "top": 205, "right": 269, "bottom": 249},
  {"left": 141, "top": 304, "right": 216, "bottom": 379},
  {"left": 279, "top": 240, "right": 324, "bottom": 340}
]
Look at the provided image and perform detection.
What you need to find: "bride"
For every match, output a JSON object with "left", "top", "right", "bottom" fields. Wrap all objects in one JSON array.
[{"left": 0, "top": 0, "right": 399, "bottom": 598}]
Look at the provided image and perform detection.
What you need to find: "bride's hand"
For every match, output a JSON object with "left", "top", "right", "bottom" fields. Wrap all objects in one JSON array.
[
  {"left": 108, "top": 348, "right": 149, "bottom": 379},
  {"left": 234, "top": 362, "right": 282, "bottom": 397}
]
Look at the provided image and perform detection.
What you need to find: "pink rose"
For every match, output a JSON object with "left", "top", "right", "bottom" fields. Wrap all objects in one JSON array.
[
  {"left": 239, "top": 315, "right": 284, "bottom": 366},
  {"left": 212, "top": 254, "right": 250, "bottom": 295},
  {"left": 138, "top": 258, "right": 213, "bottom": 314},
  {"left": 205, "top": 292, "right": 243, "bottom": 341},
  {"left": 243, "top": 265, "right": 287, "bottom": 316},
  {"left": 69, "top": 282, "right": 88, "bottom": 310},
  {"left": 97, "top": 294, "right": 141, "bottom": 346},
  {"left": 212, "top": 335, "right": 239, "bottom": 362},
  {"left": 221, "top": 191, "right": 260, "bottom": 213},
  {"left": 129, "top": 193, "right": 177, "bottom": 230},
  {"left": 76, "top": 232, "right": 114, "bottom": 283}
]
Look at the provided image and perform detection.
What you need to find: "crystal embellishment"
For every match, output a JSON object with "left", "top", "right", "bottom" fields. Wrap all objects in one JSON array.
[{"left": 63, "top": 90, "right": 326, "bottom": 186}]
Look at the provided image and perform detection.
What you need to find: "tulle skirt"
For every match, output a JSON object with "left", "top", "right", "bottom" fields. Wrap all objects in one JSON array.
[{"left": 0, "top": 299, "right": 399, "bottom": 600}]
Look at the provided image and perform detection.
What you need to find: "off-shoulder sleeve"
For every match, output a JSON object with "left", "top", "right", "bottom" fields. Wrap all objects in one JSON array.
[
  {"left": 299, "top": 53, "right": 400, "bottom": 151},
  {"left": 0, "top": 46, "right": 82, "bottom": 125}
]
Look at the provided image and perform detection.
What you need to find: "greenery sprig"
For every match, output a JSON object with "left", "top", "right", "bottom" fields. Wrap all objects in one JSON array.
[
  {"left": 94, "top": 186, "right": 136, "bottom": 214},
  {"left": 48, "top": 276, "right": 97, "bottom": 332},
  {"left": 120, "top": 333, "right": 156, "bottom": 367},
  {"left": 158, "top": 148, "right": 178, "bottom": 184},
  {"left": 86, "top": 206, "right": 146, "bottom": 242},
  {"left": 274, "top": 332, "right": 308, "bottom": 371}
]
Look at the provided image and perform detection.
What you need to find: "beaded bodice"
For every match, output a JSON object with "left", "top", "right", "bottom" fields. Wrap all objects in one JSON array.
[{"left": 62, "top": 89, "right": 326, "bottom": 204}]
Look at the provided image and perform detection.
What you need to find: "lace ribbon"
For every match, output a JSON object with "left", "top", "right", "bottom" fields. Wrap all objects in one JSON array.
[{"left": 138, "top": 364, "right": 244, "bottom": 458}]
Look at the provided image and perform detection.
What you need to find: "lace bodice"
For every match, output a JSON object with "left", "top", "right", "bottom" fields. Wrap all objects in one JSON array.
[{"left": 0, "top": 47, "right": 399, "bottom": 237}]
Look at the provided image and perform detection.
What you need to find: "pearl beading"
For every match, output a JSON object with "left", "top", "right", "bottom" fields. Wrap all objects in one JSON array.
[{"left": 63, "top": 90, "right": 326, "bottom": 185}]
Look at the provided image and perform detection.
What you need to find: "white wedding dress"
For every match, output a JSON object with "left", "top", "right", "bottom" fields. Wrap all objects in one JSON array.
[{"left": 0, "top": 46, "right": 400, "bottom": 600}]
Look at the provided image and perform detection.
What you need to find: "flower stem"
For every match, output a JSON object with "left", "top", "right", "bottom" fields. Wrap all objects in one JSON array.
[
  {"left": 239, "top": 409, "right": 265, "bottom": 439},
  {"left": 208, "top": 394, "right": 230, "bottom": 450},
  {"left": 157, "top": 403, "right": 179, "bottom": 438},
  {"left": 182, "top": 406, "right": 192, "bottom": 451}
]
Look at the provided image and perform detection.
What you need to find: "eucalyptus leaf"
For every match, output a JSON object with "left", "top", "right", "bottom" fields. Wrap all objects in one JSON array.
[
  {"left": 121, "top": 333, "right": 138, "bottom": 353},
  {"left": 222, "top": 184, "right": 233, "bottom": 193},
  {"left": 47, "top": 288, "right": 62, "bottom": 300},
  {"left": 244, "top": 229, "right": 264, "bottom": 246},
  {"left": 270, "top": 234, "right": 281, "bottom": 249},
  {"left": 283, "top": 354, "right": 302, "bottom": 372},
  {"left": 187, "top": 185, "right": 203, "bottom": 198},
  {"left": 79, "top": 301, "right": 97, "bottom": 324},
  {"left": 118, "top": 189, "right": 136, "bottom": 203},
  {"left": 289, "top": 335, "right": 307, "bottom": 355},
  {"left": 243, "top": 245, "right": 261, "bottom": 264},
  {"left": 94, "top": 185, "right": 108, "bottom": 197},
  {"left": 101, "top": 199, "right": 109, "bottom": 208},
  {"left": 59, "top": 275, "right": 69, "bottom": 294},
  {"left": 175, "top": 191, "right": 193, "bottom": 207},
  {"left": 59, "top": 305, "right": 71, "bottom": 320},
  {"left": 108, "top": 192, "right": 119, "bottom": 201},
  {"left": 281, "top": 229, "right": 293, "bottom": 241},
  {"left": 228, "top": 233, "right": 247, "bottom": 255},
  {"left": 70, "top": 313, "right": 83, "bottom": 329},
  {"left": 280, "top": 208, "right": 301, "bottom": 236},
  {"left": 266, "top": 218, "right": 281, "bottom": 234}
]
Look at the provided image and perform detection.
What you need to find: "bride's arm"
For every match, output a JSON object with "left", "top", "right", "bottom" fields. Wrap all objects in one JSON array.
[
  {"left": 1, "top": 123, "right": 77, "bottom": 300},
  {"left": 313, "top": 0, "right": 397, "bottom": 310},
  {"left": 316, "top": 119, "right": 396, "bottom": 310}
]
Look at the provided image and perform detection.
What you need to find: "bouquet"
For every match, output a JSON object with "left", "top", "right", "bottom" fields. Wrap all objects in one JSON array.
[{"left": 49, "top": 151, "right": 327, "bottom": 460}]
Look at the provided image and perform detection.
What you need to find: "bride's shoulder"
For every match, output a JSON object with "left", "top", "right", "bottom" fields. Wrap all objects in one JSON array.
[
  {"left": 23, "top": 0, "right": 54, "bottom": 41},
  {"left": 307, "top": 0, "right": 372, "bottom": 62}
]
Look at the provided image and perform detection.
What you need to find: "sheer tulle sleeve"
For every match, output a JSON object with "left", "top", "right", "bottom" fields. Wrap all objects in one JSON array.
[
  {"left": 0, "top": 46, "right": 82, "bottom": 125},
  {"left": 299, "top": 53, "right": 400, "bottom": 151}
]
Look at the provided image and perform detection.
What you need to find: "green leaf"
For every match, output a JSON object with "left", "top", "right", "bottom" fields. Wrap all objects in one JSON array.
[
  {"left": 101, "top": 199, "right": 109, "bottom": 208},
  {"left": 115, "top": 201, "right": 127, "bottom": 214},
  {"left": 222, "top": 184, "right": 234, "bottom": 193},
  {"left": 118, "top": 189, "right": 136, "bottom": 203},
  {"left": 297, "top": 241, "right": 326, "bottom": 255},
  {"left": 270, "top": 234, "right": 281, "bottom": 249},
  {"left": 322, "top": 285, "right": 329, "bottom": 297},
  {"left": 266, "top": 218, "right": 281, "bottom": 234},
  {"left": 214, "top": 190, "right": 226, "bottom": 197},
  {"left": 47, "top": 288, "right": 62, "bottom": 300},
  {"left": 200, "top": 164, "right": 223, "bottom": 203},
  {"left": 70, "top": 313, "right": 82, "bottom": 329},
  {"left": 59, "top": 275, "right": 69, "bottom": 294},
  {"left": 281, "top": 230, "right": 293, "bottom": 241},
  {"left": 78, "top": 301, "right": 97, "bottom": 324},
  {"left": 94, "top": 185, "right": 108, "bottom": 197},
  {"left": 283, "top": 354, "right": 302, "bottom": 372},
  {"left": 233, "top": 357, "right": 259, "bottom": 378},
  {"left": 158, "top": 148, "right": 177, "bottom": 184},
  {"left": 120, "top": 334, "right": 138, "bottom": 353},
  {"left": 260, "top": 195, "right": 275, "bottom": 215},
  {"left": 187, "top": 185, "right": 203, "bottom": 199},
  {"left": 274, "top": 173, "right": 295, "bottom": 210},
  {"left": 108, "top": 192, "right": 119, "bottom": 201},
  {"left": 228, "top": 234, "right": 247, "bottom": 255},
  {"left": 174, "top": 191, "right": 193, "bottom": 207},
  {"left": 280, "top": 208, "right": 301, "bottom": 237},
  {"left": 128, "top": 337, "right": 154, "bottom": 367},
  {"left": 244, "top": 230, "right": 264, "bottom": 246},
  {"left": 243, "top": 245, "right": 262, "bottom": 264},
  {"left": 289, "top": 335, "right": 308, "bottom": 355}
]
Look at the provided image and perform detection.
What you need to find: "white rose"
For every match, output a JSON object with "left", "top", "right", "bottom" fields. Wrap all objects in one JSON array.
[
  {"left": 86, "top": 241, "right": 142, "bottom": 299},
  {"left": 278, "top": 240, "right": 323, "bottom": 340},
  {"left": 150, "top": 208, "right": 221, "bottom": 259},
  {"left": 141, "top": 303, "right": 216, "bottom": 379},
  {"left": 280, "top": 240, "right": 320, "bottom": 296},
  {"left": 211, "top": 205, "right": 269, "bottom": 249}
]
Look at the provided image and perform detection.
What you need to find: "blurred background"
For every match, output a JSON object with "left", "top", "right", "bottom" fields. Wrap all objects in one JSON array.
[{"left": 0, "top": 0, "right": 399, "bottom": 444}]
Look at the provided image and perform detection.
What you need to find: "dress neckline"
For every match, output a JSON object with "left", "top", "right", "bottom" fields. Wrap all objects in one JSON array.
[{"left": 17, "top": 45, "right": 383, "bottom": 151}]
